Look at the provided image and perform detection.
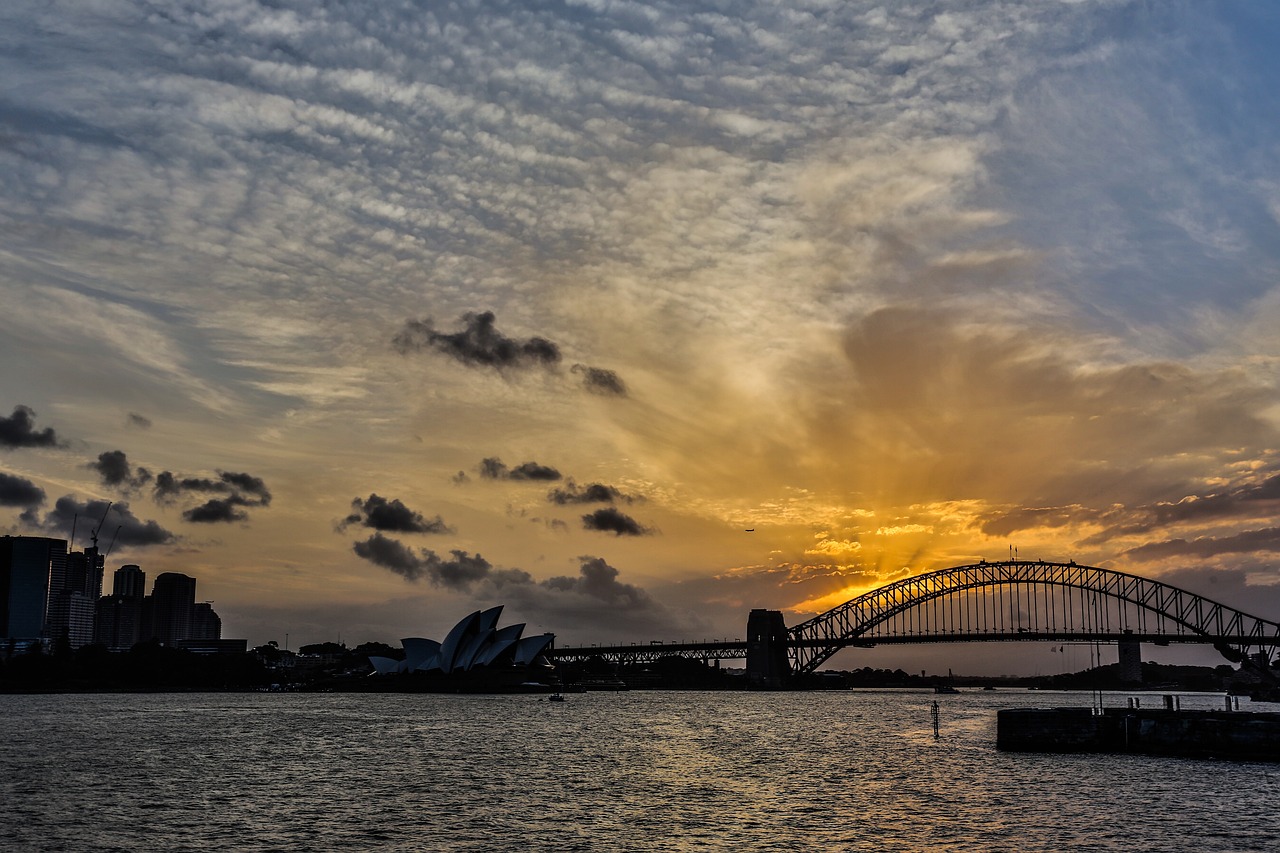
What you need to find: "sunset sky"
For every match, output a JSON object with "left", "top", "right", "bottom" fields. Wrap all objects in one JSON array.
[{"left": 3, "top": 1, "right": 1279, "bottom": 673}]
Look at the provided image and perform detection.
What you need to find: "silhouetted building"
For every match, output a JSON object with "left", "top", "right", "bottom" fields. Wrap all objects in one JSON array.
[
  {"left": 144, "top": 572, "right": 197, "bottom": 646},
  {"left": 113, "top": 564, "right": 145, "bottom": 600},
  {"left": 191, "top": 602, "right": 221, "bottom": 640},
  {"left": 94, "top": 564, "right": 148, "bottom": 652},
  {"left": 368, "top": 606, "right": 557, "bottom": 690},
  {"left": 0, "top": 535, "right": 67, "bottom": 654},
  {"left": 47, "top": 545, "right": 104, "bottom": 649}
]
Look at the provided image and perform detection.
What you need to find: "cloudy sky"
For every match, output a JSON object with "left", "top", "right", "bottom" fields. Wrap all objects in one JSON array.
[{"left": 3, "top": 0, "right": 1279, "bottom": 672}]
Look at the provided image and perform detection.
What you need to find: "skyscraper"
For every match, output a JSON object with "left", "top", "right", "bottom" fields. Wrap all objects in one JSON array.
[
  {"left": 95, "top": 564, "right": 148, "bottom": 652},
  {"left": 146, "top": 572, "right": 197, "bottom": 646},
  {"left": 0, "top": 535, "right": 67, "bottom": 653},
  {"left": 113, "top": 565, "right": 145, "bottom": 599},
  {"left": 47, "top": 544, "right": 104, "bottom": 649}
]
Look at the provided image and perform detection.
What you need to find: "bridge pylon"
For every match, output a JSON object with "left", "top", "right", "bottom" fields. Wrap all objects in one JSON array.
[{"left": 746, "top": 609, "right": 791, "bottom": 688}]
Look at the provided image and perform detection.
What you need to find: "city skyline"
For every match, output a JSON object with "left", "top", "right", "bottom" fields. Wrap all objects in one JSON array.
[{"left": 3, "top": 2, "right": 1280, "bottom": 673}]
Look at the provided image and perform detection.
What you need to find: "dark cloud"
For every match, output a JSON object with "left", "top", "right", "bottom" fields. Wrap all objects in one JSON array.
[
  {"left": 582, "top": 507, "right": 653, "bottom": 536},
  {"left": 0, "top": 471, "right": 45, "bottom": 507},
  {"left": 153, "top": 468, "right": 270, "bottom": 524},
  {"left": 1120, "top": 528, "right": 1280, "bottom": 562},
  {"left": 42, "top": 496, "right": 175, "bottom": 547},
  {"left": 352, "top": 534, "right": 655, "bottom": 613},
  {"left": 452, "top": 471, "right": 470, "bottom": 485},
  {"left": 155, "top": 471, "right": 224, "bottom": 501},
  {"left": 393, "top": 311, "right": 561, "bottom": 371},
  {"left": 218, "top": 471, "right": 272, "bottom": 505},
  {"left": 353, "top": 533, "right": 427, "bottom": 581},
  {"left": 477, "top": 456, "right": 562, "bottom": 481},
  {"left": 156, "top": 469, "right": 271, "bottom": 505},
  {"left": 352, "top": 533, "right": 513, "bottom": 589},
  {"left": 572, "top": 364, "right": 628, "bottom": 397},
  {"left": 340, "top": 493, "right": 453, "bottom": 534},
  {"left": 126, "top": 413, "right": 152, "bottom": 430},
  {"left": 979, "top": 465, "right": 1280, "bottom": 544},
  {"left": 89, "top": 450, "right": 152, "bottom": 490},
  {"left": 0, "top": 405, "right": 62, "bottom": 448},
  {"left": 183, "top": 497, "right": 251, "bottom": 524},
  {"left": 548, "top": 479, "right": 635, "bottom": 505},
  {"left": 542, "top": 556, "right": 654, "bottom": 610}
]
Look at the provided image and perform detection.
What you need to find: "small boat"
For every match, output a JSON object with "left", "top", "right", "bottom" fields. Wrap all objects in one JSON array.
[
  {"left": 548, "top": 693, "right": 566, "bottom": 702},
  {"left": 934, "top": 685, "right": 959, "bottom": 695}
]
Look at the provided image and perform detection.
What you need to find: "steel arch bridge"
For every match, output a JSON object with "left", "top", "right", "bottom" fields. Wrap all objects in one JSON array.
[
  {"left": 551, "top": 561, "right": 1280, "bottom": 681},
  {"left": 786, "top": 560, "right": 1280, "bottom": 674}
]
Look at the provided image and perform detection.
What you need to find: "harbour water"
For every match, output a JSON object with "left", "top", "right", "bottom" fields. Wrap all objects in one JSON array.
[{"left": 2, "top": 689, "right": 1277, "bottom": 851}]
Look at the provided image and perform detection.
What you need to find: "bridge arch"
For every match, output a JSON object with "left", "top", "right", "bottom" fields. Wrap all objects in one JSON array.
[{"left": 786, "top": 560, "right": 1280, "bottom": 675}]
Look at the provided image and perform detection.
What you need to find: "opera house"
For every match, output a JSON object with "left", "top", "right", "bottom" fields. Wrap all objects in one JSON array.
[{"left": 368, "top": 606, "right": 557, "bottom": 691}]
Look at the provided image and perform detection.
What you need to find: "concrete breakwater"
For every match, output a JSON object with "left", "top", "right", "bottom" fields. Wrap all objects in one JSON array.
[{"left": 997, "top": 707, "right": 1280, "bottom": 761}]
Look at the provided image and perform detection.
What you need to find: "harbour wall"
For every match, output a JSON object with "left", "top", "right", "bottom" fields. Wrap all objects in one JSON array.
[{"left": 997, "top": 707, "right": 1280, "bottom": 761}]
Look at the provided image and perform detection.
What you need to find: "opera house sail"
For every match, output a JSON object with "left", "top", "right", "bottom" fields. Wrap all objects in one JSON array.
[{"left": 368, "top": 606, "right": 556, "bottom": 692}]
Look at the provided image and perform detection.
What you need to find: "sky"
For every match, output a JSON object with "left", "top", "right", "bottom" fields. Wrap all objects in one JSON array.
[{"left": 2, "top": 0, "right": 1280, "bottom": 674}]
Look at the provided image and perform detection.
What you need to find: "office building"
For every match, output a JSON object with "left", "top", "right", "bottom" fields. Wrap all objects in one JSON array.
[{"left": 0, "top": 535, "right": 67, "bottom": 653}]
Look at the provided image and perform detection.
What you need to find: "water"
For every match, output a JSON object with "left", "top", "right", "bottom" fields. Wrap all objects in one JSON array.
[{"left": 2, "top": 689, "right": 1277, "bottom": 851}]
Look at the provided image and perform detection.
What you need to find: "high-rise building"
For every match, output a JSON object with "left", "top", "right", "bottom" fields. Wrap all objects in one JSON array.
[
  {"left": 191, "top": 602, "right": 222, "bottom": 640},
  {"left": 94, "top": 563, "right": 148, "bottom": 652},
  {"left": 113, "top": 565, "right": 145, "bottom": 599},
  {"left": 0, "top": 535, "right": 67, "bottom": 654},
  {"left": 46, "top": 545, "right": 104, "bottom": 650},
  {"left": 146, "top": 572, "right": 197, "bottom": 646}
]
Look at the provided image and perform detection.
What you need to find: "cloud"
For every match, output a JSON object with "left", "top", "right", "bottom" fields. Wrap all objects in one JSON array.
[
  {"left": 126, "top": 413, "right": 152, "bottom": 430},
  {"left": 88, "top": 450, "right": 153, "bottom": 491},
  {"left": 219, "top": 471, "right": 272, "bottom": 504},
  {"left": 340, "top": 493, "right": 453, "bottom": 534},
  {"left": 352, "top": 534, "right": 654, "bottom": 613},
  {"left": 541, "top": 556, "right": 654, "bottom": 610},
  {"left": 154, "top": 468, "right": 271, "bottom": 524},
  {"left": 41, "top": 496, "right": 175, "bottom": 547},
  {"left": 582, "top": 507, "right": 653, "bottom": 536},
  {"left": 1120, "top": 528, "right": 1280, "bottom": 563},
  {"left": 572, "top": 364, "right": 628, "bottom": 397},
  {"left": 184, "top": 496, "right": 253, "bottom": 524},
  {"left": 352, "top": 532, "right": 524, "bottom": 589},
  {"left": 393, "top": 311, "right": 560, "bottom": 371},
  {"left": 0, "top": 405, "right": 62, "bottom": 449},
  {"left": 547, "top": 479, "right": 636, "bottom": 505},
  {"left": 978, "top": 465, "right": 1280, "bottom": 547},
  {"left": 477, "top": 457, "right": 562, "bottom": 481},
  {"left": 0, "top": 471, "right": 45, "bottom": 507},
  {"left": 155, "top": 469, "right": 272, "bottom": 505}
]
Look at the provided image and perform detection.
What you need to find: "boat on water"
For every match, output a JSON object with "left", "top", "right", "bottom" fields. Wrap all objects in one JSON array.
[
  {"left": 548, "top": 693, "right": 566, "bottom": 702},
  {"left": 934, "top": 685, "right": 960, "bottom": 694}
]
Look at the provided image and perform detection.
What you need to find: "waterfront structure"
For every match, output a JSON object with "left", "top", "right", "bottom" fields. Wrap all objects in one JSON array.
[
  {"left": 369, "top": 606, "right": 556, "bottom": 689},
  {"left": 0, "top": 536, "right": 67, "bottom": 654},
  {"left": 554, "top": 560, "right": 1280, "bottom": 689}
]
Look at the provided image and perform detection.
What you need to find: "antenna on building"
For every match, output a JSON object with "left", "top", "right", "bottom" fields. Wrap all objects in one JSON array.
[{"left": 70, "top": 514, "right": 79, "bottom": 548}]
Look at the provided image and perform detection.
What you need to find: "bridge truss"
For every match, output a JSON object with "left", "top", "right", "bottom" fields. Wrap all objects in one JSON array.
[
  {"left": 551, "top": 561, "right": 1280, "bottom": 677},
  {"left": 788, "top": 560, "right": 1280, "bottom": 674}
]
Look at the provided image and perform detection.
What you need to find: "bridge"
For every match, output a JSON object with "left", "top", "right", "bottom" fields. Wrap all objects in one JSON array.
[{"left": 550, "top": 560, "right": 1280, "bottom": 686}]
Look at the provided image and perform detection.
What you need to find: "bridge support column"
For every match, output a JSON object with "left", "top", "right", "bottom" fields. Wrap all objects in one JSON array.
[
  {"left": 1118, "top": 632, "right": 1142, "bottom": 683},
  {"left": 746, "top": 609, "right": 790, "bottom": 689}
]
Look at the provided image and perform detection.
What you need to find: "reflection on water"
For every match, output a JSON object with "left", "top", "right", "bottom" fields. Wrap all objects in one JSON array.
[{"left": 2, "top": 690, "right": 1277, "bottom": 851}]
